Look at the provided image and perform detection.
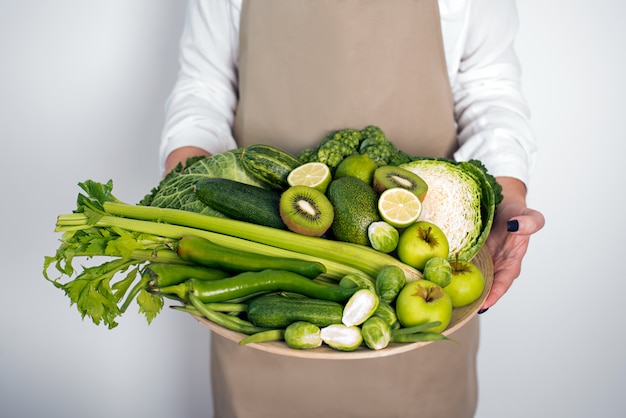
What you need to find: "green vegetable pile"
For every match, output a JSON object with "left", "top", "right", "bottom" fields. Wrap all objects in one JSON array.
[{"left": 43, "top": 125, "right": 500, "bottom": 353}]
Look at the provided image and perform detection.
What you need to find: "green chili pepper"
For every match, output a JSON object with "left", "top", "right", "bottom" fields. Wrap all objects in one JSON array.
[{"left": 175, "top": 235, "right": 326, "bottom": 278}]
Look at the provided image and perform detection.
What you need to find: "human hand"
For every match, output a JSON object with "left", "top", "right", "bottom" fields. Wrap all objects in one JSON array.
[{"left": 481, "top": 178, "right": 545, "bottom": 312}]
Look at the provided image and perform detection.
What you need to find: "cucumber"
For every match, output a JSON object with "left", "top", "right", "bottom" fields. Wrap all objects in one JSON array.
[
  {"left": 241, "top": 144, "right": 302, "bottom": 190},
  {"left": 195, "top": 178, "right": 287, "bottom": 229},
  {"left": 247, "top": 293, "right": 344, "bottom": 328}
]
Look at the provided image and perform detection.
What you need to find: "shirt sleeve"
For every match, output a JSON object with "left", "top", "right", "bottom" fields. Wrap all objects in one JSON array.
[
  {"left": 451, "top": 0, "right": 537, "bottom": 186},
  {"left": 159, "top": 0, "right": 241, "bottom": 175}
]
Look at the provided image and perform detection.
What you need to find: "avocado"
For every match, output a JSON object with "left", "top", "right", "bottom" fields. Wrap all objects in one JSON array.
[{"left": 327, "top": 176, "right": 381, "bottom": 246}]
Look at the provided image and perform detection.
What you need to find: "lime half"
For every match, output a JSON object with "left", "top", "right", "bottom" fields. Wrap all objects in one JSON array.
[
  {"left": 377, "top": 187, "right": 422, "bottom": 228},
  {"left": 287, "top": 162, "right": 332, "bottom": 192}
]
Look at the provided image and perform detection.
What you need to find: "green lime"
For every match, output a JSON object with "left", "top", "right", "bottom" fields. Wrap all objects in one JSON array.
[
  {"left": 334, "top": 154, "right": 378, "bottom": 185},
  {"left": 377, "top": 187, "right": 422, "bottom": 228},
  {"left": 287, "top": 162, "right": 332, "bottom": 193}
]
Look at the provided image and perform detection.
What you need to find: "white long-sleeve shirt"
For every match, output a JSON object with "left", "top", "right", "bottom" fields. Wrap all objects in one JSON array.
[{"left": 160, "top": 0, "right": 536, "bottom": 184}]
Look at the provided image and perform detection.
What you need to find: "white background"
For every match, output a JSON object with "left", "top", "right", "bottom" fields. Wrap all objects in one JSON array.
[{"left": 1, "top": 1, "right": 624, "bottom": 417}]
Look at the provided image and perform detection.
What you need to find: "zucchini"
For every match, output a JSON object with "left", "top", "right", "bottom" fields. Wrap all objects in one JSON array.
[
  {"left": 247, "top": 293, "right": 344, "bottom": 328},
  {"left": 241, "top": 144, "right": 302, "bottom": 190},
  {"left": 195, "top": 178, "right": 286, "bottom": 229}
]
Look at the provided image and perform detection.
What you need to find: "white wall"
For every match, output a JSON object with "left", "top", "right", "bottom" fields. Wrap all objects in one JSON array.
[
  {"left": 476, "top": 1, "right": 626, "bottom": 417},
  {"left": 1, "top": 1, "right": 624, "bottom": 417},
  {"left": 0, "top": 2, "right": 213, "bottom": 417}
]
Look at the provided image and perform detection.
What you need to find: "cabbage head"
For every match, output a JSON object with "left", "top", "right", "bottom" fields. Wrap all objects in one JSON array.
[
  {"left": 399, "top": 158, "right": 497, "bottom": 261},
  {"left": 140, "top": 148, "right": 264, "bottom": 216}
]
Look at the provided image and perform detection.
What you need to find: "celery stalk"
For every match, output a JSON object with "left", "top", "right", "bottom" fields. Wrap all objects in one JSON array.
[
  {"left": 103, "top": 202, "right": 422, "bottom": 282},
  {"left": 56, "top": 213, "right": 365, "bottom": 281}
]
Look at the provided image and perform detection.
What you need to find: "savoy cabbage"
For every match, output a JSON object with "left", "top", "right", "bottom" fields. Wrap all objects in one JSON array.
[{"left": 140, "top": 148, "right": 264, "bottom": 216}]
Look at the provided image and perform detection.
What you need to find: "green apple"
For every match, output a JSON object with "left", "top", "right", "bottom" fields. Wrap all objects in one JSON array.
[
  {"left": 444, "top": 259, "right": 485, "bottom": 308},
  {"left": 395, "top": 279, "right": 452, "bottom": 333},
  {"left": 396, "top": 221, "right": 449, "bottom": 271}
]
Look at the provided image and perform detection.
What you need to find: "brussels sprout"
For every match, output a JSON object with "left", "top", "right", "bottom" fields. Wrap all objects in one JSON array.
[
  {"left": 361, "top": 316, "right": 392, "bottom": 350},
  {"left": 342, "top": 289, "right": 380, "bottom": 327},
  {"left": 375, "top": 265, "right": 406, "bottom": 303},
  {"left": 320, "top": 324, "right": 363, "bottom": 351},
  {"left": 373, "top": 301, "right": 400, "bottom": 330},
  {"left": 423, "top": 256, "right": 452, "bottom": 288},
  {"left": 339, "top": 272, "right": 376, "bottom": 292},
  {"left": 284, "top": 321, "right": 322, "bottom": 350},
  {"left": 367, "top": 221, "right": 400, "bottom": 253}
]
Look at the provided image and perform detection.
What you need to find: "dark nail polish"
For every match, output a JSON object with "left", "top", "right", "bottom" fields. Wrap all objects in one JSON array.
[
  {"left": 507, "top": 220, "right": 519, "bottom": 232},
  {"left": 478, "top": 308, "right": 489, "bottom": 314}
]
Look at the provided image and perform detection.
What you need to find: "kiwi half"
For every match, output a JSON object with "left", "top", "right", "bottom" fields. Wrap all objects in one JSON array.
[
  {"left": 279, "top": 185, "right": 334, "bottom": 236},
  {"left": 372, "top": 165, "right": 428, "bottom": 200}
]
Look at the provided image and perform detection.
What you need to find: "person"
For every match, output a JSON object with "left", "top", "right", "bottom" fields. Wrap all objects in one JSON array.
[{"left": 159, "top": 1, "right": 546, "bottom": 417}]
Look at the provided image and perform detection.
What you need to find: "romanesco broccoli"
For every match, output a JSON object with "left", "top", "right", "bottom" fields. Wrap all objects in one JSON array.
[
  {"left": 310, "top": 128, "right": 363, "bottom": 168},
  {"left": 388, "top": 149, "right": 412, "bottom": 166},
  {"left": 297, "top": 148, "right": 318, "bottom": 163},
  {"left": 297, "top": 125, "right": 404, "bottom": 168},
  {"left": 317, "top": 141, "right": 355, "bottom": 168},
  {"left": 360, "top": 125, "right": 387, "bottom": 145},
  {"left": 360, "top": 139, "right": 397, "bottom": 166},
  {"left": 327, "top": 128, "right": 362, "bottom": 149}
]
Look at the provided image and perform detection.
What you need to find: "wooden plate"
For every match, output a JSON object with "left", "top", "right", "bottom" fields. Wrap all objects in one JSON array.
[{"left": 194, "top": 246, "right": 493, "bottom": 360}]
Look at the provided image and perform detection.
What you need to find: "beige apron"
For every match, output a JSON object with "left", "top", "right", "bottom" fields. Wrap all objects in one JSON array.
[{"left": 212, "top": 1, "right": 479, "bottom": 417}]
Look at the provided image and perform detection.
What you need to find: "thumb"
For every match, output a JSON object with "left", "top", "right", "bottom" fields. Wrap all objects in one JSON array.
[{"left": 508, "top": 208, "right": 545, "bottom": 235}]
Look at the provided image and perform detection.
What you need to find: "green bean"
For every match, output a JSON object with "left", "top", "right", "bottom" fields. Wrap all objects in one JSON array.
[
  {"left": 239, "top": 329, "right": 285, "bottom": 346},
  {"left": 188, "top": 293, "right": 269, "bottom": 335},
  {"left": 391, "top": 332, "right": 452, "bottom": 344},
  {"left": 172, "top": 303, "right": 247, "bottom": 314},
  {"left": 391, "top": 321, "right": 442, "bottom": 336}
]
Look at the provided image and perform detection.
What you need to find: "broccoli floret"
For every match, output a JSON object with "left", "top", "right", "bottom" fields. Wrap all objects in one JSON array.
[
  {"left": 297, "top": 125, "right": 400, "bottom": 168},
  {"left": 388, "top": 149, "right": 412, "bottom": 166},
  {"left": 359, "top": 125, "right": 388, "bottom": 146},
  {"left": 357, "top": 125, "right": 400, "bottom": 165},
  {"left": 317, "top": 141, "right": 356, "bottom": 168},
  {"left": 311, "top": 128, "right": 362, "bottom": 168},
  {"left": 361, "top": 140, "right": 397, "bottom": 166},
  {"left": 297, "top": 148, "right": 318, "bottom": 163},
  {"left": 327, "top": 128, "right": 362, "bottom": 150}
]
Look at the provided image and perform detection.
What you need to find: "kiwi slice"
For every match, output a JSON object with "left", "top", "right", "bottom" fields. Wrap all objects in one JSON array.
[
  {"left": 279, "top": 185, "right": 334, "bottom": 236},
  {"left": 372, "top": 165, "right": 428, "bottom": 200}
]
